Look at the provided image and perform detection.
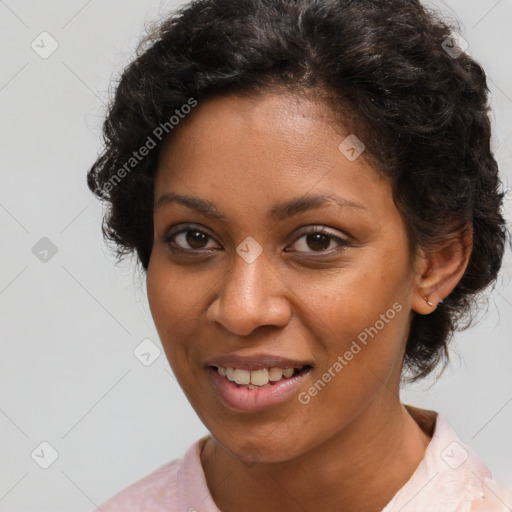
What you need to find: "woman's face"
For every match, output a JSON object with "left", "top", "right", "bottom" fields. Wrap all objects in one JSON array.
[{"left": 147, "top": 91, "right": 423, "bottom": 463}]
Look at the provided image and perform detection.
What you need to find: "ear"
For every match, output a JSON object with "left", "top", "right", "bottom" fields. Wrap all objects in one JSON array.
[{"left": 412, "top": 225, "right": 473, "bottom": 315}]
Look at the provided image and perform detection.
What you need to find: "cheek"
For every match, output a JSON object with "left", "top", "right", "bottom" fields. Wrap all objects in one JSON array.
[
  {"left": 312, "top": 290, "right": 408, "bottom": 369},
  {"left": 299, "top": 300, "right": 408, "bottom": 427},
  {"left": 146, "top": 260, "right": 173, "bottom": 334},
  {"left": 299, "top": 264, "right": 411, "bottom": 388},
  {"left": 303, "top": 256, "right": 410, "bottom": 337},
  {"left": 146, "top": 256, "right": 197, "bottom": 355}
]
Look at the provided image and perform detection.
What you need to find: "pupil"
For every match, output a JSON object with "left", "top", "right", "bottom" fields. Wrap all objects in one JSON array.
[
  {"left": 187, "top": 230, "right": 208, "bottom": 248},
  {"left": 307, "top": 233, "right": 330, "bottom": 251}
]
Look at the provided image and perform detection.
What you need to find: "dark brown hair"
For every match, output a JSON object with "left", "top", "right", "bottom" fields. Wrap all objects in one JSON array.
[{"left": 87, "top": 0, "right": 508, "bottom": 381}]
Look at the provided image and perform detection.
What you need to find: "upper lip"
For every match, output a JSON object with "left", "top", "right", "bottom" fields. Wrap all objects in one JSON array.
[{"left": 205, "top": 353, "right": 313, "bottom": 371}]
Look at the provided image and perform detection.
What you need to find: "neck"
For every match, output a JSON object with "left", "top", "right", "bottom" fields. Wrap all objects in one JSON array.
[{"left": 201, "top": 395, "right": 432, "bottom": 512}]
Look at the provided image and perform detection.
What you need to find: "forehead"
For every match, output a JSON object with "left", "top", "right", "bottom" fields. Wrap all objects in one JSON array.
[
  {"left": 159, "top": 91, "right": 343, "bottom": 163},
  {"left": 154, "top": 91, "right": 391, "bottom": 219}
]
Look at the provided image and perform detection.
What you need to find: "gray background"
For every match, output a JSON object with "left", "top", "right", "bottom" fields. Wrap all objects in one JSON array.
[{"left": 0, "top": 0, "right": 511, "bottom": 510}]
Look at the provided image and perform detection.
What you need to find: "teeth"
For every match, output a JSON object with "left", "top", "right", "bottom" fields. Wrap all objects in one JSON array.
[
  {"left": 233, "top": 369, "right": 251, "bottom": 385},
  {"left": 250, "top": 368, "right": 269, "bottom": 386},
  {"left": 269, "top": 367, "right": 283, "bottom": 381},
  {"left": 216, "top": 365, "right": 304, "bottom": 387},
  {"left": 282, "top": 368, "right": 294, "bottom": 378}
]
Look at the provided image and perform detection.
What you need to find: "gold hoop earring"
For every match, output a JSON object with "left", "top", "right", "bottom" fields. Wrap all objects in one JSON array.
[{"left": 424, "top": 296, "right": 434, "bottom": 307}]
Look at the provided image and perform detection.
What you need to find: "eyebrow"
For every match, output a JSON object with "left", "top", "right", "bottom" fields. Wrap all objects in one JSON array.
[{"left": 155, "top": 192, "right": 366, "bottom": 221}]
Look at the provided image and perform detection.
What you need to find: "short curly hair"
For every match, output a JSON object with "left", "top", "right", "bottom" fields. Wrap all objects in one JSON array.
[{"left": 87, "top": 0, "right": 508, "bottom": 381}]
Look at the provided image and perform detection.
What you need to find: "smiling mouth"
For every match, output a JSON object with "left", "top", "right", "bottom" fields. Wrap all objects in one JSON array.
[{"left": 211, "top": 365, "right": 312, "bottom": 389}]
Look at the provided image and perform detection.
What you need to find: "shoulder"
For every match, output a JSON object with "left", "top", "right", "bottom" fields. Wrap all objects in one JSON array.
[
  {"left": 385, "top": 409, "right": 511, "bottom": 512},
  {"left": 469, "top": 478, "right": 512, "bottom": 512},
  {"left": 94, "top": 436, "right": 211, "bottom": 512},
  {"left": 430, "top": 415, "right": 512, "bottom": 511},
  {"left": 97, "top": 458, "right": 181, "bottom": 511}
]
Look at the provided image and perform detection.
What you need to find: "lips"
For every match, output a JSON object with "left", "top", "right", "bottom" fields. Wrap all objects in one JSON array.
[
  {"left": 209, "top": 366, "right": 311, "bottom": 411},
  {"left": 205, "top": 353, "right": 313, "bottom": 372},
  {"left": 205, "top": 353, "right": 313, "bottom": 412}
]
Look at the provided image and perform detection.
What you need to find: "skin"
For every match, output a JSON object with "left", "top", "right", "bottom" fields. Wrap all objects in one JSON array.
[{"left": 146, "top": 91, "right": 471, "bottom": 511}]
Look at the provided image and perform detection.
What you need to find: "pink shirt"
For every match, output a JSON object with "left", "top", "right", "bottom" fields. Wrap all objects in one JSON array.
[{"left": 95, "top": 411, "right": 510, "bottom": 511}]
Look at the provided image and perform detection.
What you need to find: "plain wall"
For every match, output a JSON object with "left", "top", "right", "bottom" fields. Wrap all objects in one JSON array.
[{"left": 0, "top": 0, "right": 511, "bottom": 510}]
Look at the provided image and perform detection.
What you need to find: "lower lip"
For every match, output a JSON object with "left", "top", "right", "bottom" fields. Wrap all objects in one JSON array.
[{"left": 208, "top": 367, "right": 311, "bottom": 412}]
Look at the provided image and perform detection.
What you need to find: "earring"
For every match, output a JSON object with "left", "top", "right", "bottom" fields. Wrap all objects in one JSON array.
[{"left": 423, "top": 296, "right": 434, "bottom": 307}]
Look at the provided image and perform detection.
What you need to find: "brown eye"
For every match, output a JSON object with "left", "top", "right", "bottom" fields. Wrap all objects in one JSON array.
[
  {"left": 305, "top": 233, "right": 331, "bottom": 252},
  {"left": 287, "top": 227, "right": 350, "bottom": 254},
  {"left": 165, "top": 226, "right": 220, "bottom": 252},
  {"left": 185, "top": 230, "right": 209, "bottom": 249}
]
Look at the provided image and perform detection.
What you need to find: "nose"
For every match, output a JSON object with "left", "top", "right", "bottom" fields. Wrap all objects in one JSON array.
[{"left": 206, "top": 249, "right": 292, "bottom": 336}]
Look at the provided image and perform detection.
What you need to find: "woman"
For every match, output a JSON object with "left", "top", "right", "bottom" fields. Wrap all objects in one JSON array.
[{"left": 87, "top": 0, "right": 510, "bottom": 510}]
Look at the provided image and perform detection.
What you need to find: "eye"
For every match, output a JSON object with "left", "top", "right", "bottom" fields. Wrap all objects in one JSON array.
[
  {"left": 286, "top": 226, "right": 350, "bottom": 254},
  {"left": 164, "top": 225, "right": 220, "bottom": 252},
  {"left": 164, "top": 224, "right": 350, "bottom": 255}
]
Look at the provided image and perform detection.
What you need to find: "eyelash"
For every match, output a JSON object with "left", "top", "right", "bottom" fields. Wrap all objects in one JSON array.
[{"left": 163, "top": 224, "right": 351, "bottom": 256}]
